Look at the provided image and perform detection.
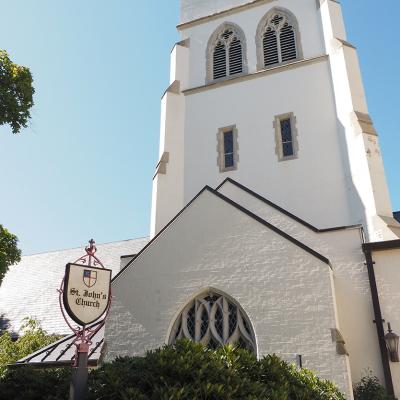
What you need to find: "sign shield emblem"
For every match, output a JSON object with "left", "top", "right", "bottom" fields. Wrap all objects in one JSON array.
[
  {"left": 63, "top": 263, "right": 112, "bottom": 326},
  {"left": 83, "top": 269, "right": 97, "bottom": 288}
]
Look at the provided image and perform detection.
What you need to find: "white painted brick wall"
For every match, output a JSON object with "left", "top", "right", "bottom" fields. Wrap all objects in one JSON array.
[
  {"left": 219, "top": 181, "right": 383, "bottom": 391},
  {"left": 106, "top": 190, "right": 352, "bottom": 397}
]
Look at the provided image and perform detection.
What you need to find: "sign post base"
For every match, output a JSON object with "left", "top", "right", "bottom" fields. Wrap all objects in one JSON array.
[{"left": 69, "top": 343, "right": 89, "bottom": 400}]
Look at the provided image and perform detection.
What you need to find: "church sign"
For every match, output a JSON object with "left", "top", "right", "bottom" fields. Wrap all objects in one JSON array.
[{"left": 63, "top": 263, "right": 112, "bottom": 326}]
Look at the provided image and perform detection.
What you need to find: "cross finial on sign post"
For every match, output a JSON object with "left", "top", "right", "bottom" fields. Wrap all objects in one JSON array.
[{"left": 85, "top": 239, "right": 96, "bottom": 258}]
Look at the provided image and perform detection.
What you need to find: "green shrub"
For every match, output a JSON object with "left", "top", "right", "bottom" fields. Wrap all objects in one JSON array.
[
  {"left": 0, "top": 340, "right": 346, "bottom": 400},
  {"left": 88, "top": 340, "right": 345, "bottom": 400},
  {"left": 353, "top": 374, "right": 392, "bottom": 400},
  {"left": 0, "top": 318, "right": 61, "bottom": 377},
  {"left": 0, "top": 367, "right": 70, "bottom": 400}
]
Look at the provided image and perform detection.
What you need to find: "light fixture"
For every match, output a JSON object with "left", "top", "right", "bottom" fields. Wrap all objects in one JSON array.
[{"left": 385, "top": 323, "right": 400, "bottom": 363}]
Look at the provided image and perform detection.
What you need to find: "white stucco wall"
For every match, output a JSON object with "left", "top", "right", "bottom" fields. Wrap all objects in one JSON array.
[
  {"left": 150, "top": 44, "right": 188, "bottom": 237},
  {"left": 107, "top": 189, "right": 353, "bottom": 397},
  {"left": 150, "top": 90, "right": 185, "bottom": 236},
  {"left": 181, "top": 0, "right": 258, "bottom": 24},
  {"left": 183, "top": 58, "right": 353, "bottom": 229},
  {"left": 151, "top": 0, "right": 359, "bottom": 234}
]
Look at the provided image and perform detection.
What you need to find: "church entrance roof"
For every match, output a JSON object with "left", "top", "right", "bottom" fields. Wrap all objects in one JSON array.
[{"left": 12, "top": 322, "right": 105, "bottom": 368}]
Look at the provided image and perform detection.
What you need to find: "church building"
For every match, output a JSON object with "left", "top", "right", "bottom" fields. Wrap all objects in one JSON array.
[{"left": 1, "top": 1, "right": 400, "bottom": 398}]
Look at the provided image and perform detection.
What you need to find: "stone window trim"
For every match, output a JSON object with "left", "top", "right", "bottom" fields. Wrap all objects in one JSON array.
[
  {"left": 273, "top": 113, "right": 299, "bottom": 162},
  {"left": 167, "top": 288, "right": 257, "bottom": 354},
  {"left": 217, "top": 125, "right": 239, "bottom": 173},
  {"left": 206, "top": 22, "right": 249, "bottom": 84},
  {"left": 256, "top": 7, "right": 303, "bottom": 71}
]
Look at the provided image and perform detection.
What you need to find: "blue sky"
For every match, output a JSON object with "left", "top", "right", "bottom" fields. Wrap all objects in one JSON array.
[{"left": 0, "top": 1, "right": 399, "bottom": 255}]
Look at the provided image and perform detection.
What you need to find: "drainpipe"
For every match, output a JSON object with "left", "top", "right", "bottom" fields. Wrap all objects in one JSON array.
[{"left": 363, "top": 248, "right": 395, "bottom": 397}]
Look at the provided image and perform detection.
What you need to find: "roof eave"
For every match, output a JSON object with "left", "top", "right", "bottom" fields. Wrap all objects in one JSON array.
[{"left": 362, "top": 240, "right": 400, "bottom": 252}]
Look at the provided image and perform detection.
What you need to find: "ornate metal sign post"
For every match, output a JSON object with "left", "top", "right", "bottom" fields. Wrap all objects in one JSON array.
[{"left": 58, "top": 240, "right": 112, "bottom": 400}]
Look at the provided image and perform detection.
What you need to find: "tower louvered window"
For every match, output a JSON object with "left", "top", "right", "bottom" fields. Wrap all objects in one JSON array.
[
  {"left": 213, "top": 29, "right": 244, "bottom": 80},
  {"left": 262, "top": 12, "right": 298, "bottom": 67}
]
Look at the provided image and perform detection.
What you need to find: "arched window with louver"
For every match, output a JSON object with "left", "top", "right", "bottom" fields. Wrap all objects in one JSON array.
[
  {"left": 207, "top": 24, "right": 247, "bottom": 83},
  {"left": 257, "top": 9, "right": 302, "bottom": 70},
  {"left": 168, "top": 290, "right": 257, "bottom": 353},
  {"left": 213, "top": 41, "right": 227, "bottom": 80}
]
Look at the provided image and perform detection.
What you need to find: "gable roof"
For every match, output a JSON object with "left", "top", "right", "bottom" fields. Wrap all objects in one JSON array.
[
  {"left": 217, "top": 178, "right": 363, "bottom": 233},
  {"left": 12, "top": 180, "right": 333, "bottom": 369},
  {"left": 0, "top": 237, "right": 149, "bottom": 335},
  {"left": 114, "top": 185, "right": 331, "bottom": 284}
]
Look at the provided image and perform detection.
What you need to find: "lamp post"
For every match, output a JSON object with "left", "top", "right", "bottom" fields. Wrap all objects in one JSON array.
[{"left": 385, "top": 323, "right": 400, "bottom": 363}]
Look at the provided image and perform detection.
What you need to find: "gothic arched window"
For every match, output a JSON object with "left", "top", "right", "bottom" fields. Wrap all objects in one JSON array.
[
  {"left": 256, "top": 9, "right": 302, "bottom": 70},
  {"left": 207, "top": 24, "right": 248, "bottom": 83},
  {"left": 168, "top": 291, "right": 256, "bottom": 353}
]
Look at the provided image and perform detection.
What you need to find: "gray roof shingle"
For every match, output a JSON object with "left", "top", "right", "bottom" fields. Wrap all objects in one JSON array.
[{"left": 0, "top": 237, "right": 149, "bottom": 335}]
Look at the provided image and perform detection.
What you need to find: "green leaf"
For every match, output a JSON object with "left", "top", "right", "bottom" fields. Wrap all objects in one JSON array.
[
  {"left": 0, "top": 224, "right": 21, "bottom": 287},
  {"left": 0, "top": 50, "right": 35, "bottom": 134}
]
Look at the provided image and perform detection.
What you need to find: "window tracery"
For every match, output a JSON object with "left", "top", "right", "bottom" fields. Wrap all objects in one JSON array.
[
  {"left": 169, "top": 291, "right": 256, "bottom": 353},
  {"left": 256, "top": 9, "right": 302, "bottom": 70},
  {"left": 207, "top": 23, "right": 248, "bottom": 83},
  {"left": 213, "top": 29, "right": 243, "bottom": 80}
]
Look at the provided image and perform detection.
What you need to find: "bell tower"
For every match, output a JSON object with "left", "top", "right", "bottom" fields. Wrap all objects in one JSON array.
[{"left": 150, "top": 0, "right": 400, "bottom": 241}]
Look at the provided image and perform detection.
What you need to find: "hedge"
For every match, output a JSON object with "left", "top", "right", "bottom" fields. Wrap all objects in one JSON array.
[{"left": 0, "top": 340, "right": 345, "bottom": 400}]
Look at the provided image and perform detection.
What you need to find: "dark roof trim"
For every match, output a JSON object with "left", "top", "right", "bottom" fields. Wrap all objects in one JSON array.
[
  {"left": 88, "top": 339, "right": 104, "bottom": 359},
  {"left": 212, "top": 189, "right": 330, "bottom": 266},
  {"left": 394, "top": 212, "right": 400, "bottom": 223},
  {"left": 113, "top": 185, "right": 330, "bottom": 284},
  {"left": 362, "top": 240, "right": 400, "bottom": 252},
  {"left": 11, "top": 359, "right": 99, "bottom": 369},
  {"left": 216, "top": 178, "right": 362, "bottom": 233},
  {"left": 40, "top": 338, "right": 59, "bottom": 362},
  {"left": 120, "top": 254, "right": 137, "bottom": 259},
  {"left": 55, "top": 339, "right": 75, "bottom": 362}
]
